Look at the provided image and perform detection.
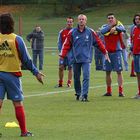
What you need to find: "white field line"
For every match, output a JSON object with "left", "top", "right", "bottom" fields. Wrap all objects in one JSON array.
[{"left": 24, "top": 81, "right": 136, "bottom": 98}]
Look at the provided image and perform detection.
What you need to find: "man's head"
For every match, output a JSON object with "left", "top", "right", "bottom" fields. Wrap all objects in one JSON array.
[
  {"left": 133, "top": 13, "right": 140, "bottom": 26},
  {"left": 106, "top": 13, "right": 117, "bottom": 26},
  {"left": 66, "top": 17, "right": 74, "bottom": 29},
  {"left": 0, "top": 13, "right": 14, "bottom": 34},
  {"left": 78, "top": 14, "right": 87, "bottom": 27},
  {"left": 35, "top": 25, "right": 41, "bottom": 32}
]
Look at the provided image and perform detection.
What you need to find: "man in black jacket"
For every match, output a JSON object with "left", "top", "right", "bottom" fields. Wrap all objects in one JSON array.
[{"left": 26, "top": 25, "right": 44, "bottom": 70}]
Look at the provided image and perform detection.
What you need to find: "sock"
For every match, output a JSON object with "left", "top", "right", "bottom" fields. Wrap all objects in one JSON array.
[
  {"left": 67, "top": 80, "right": 71, "bottom": 85},
  {"left": 107, "top": 86, "right": 112, "bottom": 94},
  {"left": 15, "top": 106, "right": 27, "bottom": 134},
  {"left": 138, "top": 86, "right": 140, "bottom": 95},
  {"left": 131, "top": 60, "right": 135, "bottom": 75},
  {"left": 59, "top": 80, "right": 63, "bottom": 86},
  {"left": 119, "top": 86, "right": 123, "bottom": 94}
]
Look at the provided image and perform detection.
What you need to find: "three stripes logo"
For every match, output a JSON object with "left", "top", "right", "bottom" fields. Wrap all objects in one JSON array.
[
  {"left": 0, "top": 40, "right": 14, "bottom": 57},
  {"left": 0, "top": 40, "right": 11, "bottom": 51}
]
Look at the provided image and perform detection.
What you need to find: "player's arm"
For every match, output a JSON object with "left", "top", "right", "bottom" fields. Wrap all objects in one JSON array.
[
  {"left": 26, "top": 33, "right": 33, "bottom": 42},
  {"left": 100, "top": 24, "right": 112, "bottom": 35},
  {"left": 57, "top": 30, "right": 63, "bottom": 52},
  {"left": 92, "top": 30, "right": 110, "bottom": 63},
  {"left": 115, "top": 24, "right": 126, "bottom": 33},
  {"left": 59, "top": 31, "right": 72, "bottom": 58},
  {"left": 16, "top": 36, "right": 45, "bottom": 84}
]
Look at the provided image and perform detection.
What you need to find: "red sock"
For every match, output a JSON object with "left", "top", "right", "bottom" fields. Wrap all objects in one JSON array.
[
  {"left": 107, "top": 86, "right": 112, "bottom": 94},
  {"left": 15, "top": 106, "right": 27, "bottom": 134},
  {"left": 59, "top": 80, "right": 63, "bottom": 86},
  {"left": 119, "top": 86, "right": 123, "bottom": 94},
  {"left": 131, "top": 60, "right": 135, "bottom": 75},
  {"left": 67, "top": 80, "right": 71, "bottom": 85},
  {"left": 138, "top": 86, "right": 140, "bottom": 95}
]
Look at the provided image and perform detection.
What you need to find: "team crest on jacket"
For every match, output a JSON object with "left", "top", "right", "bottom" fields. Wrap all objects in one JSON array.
[
  {"left": 76, "top": 36, "right": 79, "bottom": 39},
  {"left": 85, "top": 35, "right": 89, "bottom": 41},
  {"left": 86, "top": 35, "right": 89, "bottom": 39}
]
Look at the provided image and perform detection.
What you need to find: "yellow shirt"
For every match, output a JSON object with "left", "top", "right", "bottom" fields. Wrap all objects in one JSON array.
[{"left": 0, "top": 33, "right": 21, "bottom": 72}]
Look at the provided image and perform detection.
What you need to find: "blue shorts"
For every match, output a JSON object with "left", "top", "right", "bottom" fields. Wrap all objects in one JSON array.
[
  {"left": 0, "top": 72, "right": 23, "bottom": 101},
  {"left": 134, "top": 55, "right": 140, "bottom": 73},
  {"left": 103, "top": 51, "right": 123, "bottom": 72},
  {"left": 59, "top": 57, "right": 72, "bottom": 70}
]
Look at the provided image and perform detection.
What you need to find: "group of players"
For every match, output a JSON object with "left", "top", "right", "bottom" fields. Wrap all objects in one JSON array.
[
  {"left": 0, "top": 12, "right": 140, "bottom": 137},
  {"left": 57, "top": 13, "right": 140, "bottom": 101}
]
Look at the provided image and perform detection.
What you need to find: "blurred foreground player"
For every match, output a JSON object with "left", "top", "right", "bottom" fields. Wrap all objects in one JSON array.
[{"left": 0, "top": 13, "right": 44, "bottom": 137}]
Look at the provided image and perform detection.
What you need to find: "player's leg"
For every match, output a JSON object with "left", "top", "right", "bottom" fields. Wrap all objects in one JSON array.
[
  {"left": 117, "top": 71, "right": 124, "bottom": 97},
  {"left": 73, "top": 63, "right": 82, "bottom": 100},
  {"left": 113, "top": 51, "right": 124, "bottom": 97},
  {"left": 104, "top": 71, "right": 112, "bottom": 96},
  {"left": 81, "top": 62, "right": 91, "bottom": 101},
  {"left": 130, "top": 60, "right": 136, "bottom": 77},
  {"left": 58, "top": 64, "right": 64, "bottom": 87},
  {"left": 39, "top": 50, "right": 43, "bottom": 70},
  {"left": 32, "top": 50, "right": 37, "bottom": 68},
  {"left": 67, "top": 66, "right": 72, "bottom": 87},
  {"left": 0, "top": 99, "right": 3, "bottom": 113},
  {"left": 103, "top": 53, "right": 112, "bottom": 96},
  {"left": 133, "top": 55, "right": 140, "bottom": 98},
  {"left": 4, "top": 73, "right": 33, "bottom": 136}
]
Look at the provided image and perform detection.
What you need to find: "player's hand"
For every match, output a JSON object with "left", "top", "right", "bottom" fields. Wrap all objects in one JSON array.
[
  {"left": 105, "top": 53, "right": 111, "bottom": 63},
  {"left": 36, "top": 72, "right": 45, "bottom": 84},
  {"left": 110, "top": 27, "right": 116, "bottom": 34},
  {"left": 59, "top": 57, "right": 64, "bottom": 65}
]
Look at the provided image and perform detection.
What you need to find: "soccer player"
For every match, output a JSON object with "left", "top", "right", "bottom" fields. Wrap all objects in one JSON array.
[
  {"left": 60, "top": 14, "right": 110, "bottom": 101},
  {"left": 100, "top": 13, "right": 126, "bottom": 97},
  {"left": 129, "top": 24, "right": 136, "bottom": 77},
  {"left": 56, "top": 17, "right": 74, "bottom": 88},
  {"left": 0, "top": 13, "right": 44, "bottom": 136},
  {"left": 130, "top": 13, "right": 140, "bottom": 99}
]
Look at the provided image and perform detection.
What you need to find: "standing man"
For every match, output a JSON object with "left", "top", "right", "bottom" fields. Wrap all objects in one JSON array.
[
  {"left": 26, "top": 25, "right": 44, "bottom": 70},
  {"left": 0, "top": 13, "right": 44, "bottom": 137},
  {"left": 56, "top": 17, "right": 74, "bottom": 88},
  {"left": 100, "top": 13, "right": 126, "bottom": 97},
  {"left": 129, "top": 24, "right": 136, "bottom": 77},
  {"left": 60, "top": 14, "right": 110, "bottom": 101},
  {"left": 130, "top": 13, "right": 140, "bottom": 99}
]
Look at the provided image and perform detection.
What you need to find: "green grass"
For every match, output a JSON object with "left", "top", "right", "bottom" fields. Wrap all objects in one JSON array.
[
  {"left": 1, "top": 3, "right": 140, "bottom": 140},
  {"left": 0, "top": 52, "right": 139, "bottom": 140}
]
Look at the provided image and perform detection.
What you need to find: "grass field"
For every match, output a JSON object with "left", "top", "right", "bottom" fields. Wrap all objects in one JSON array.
[
  {"left": 0, "top": 52, "right": 139, "bottom": 140},
  {"left": 1, "top": 3, "right": 140, "bottom": 140}
]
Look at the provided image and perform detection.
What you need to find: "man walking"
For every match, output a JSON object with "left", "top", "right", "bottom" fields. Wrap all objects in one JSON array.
[{"left": 60, "top": 14, "right": 110, "bottom": 101}]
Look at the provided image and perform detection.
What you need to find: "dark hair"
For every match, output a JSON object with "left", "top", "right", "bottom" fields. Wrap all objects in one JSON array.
[
  {"left": 106, "top": 13, "right": 115, "bottom": 18},
  {"left": 133, "top": 13, "right": 140, "bottom": 25},
  {"left": 66, "top": 17, "right": 74, "bottom": 22},
  {"left": 0, "top": 13, "right": 14, "bottom": 34}
]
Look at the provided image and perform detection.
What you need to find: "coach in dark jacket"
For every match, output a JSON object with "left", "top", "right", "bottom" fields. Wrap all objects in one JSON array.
[{"left": 26, "top": 26, "right": 44, "bottom": 70}]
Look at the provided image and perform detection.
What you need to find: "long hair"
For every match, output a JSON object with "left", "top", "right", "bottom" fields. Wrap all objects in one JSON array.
[
  {"left": 133, "top": 13, "right": 140, "bottom": 25},
  {"left": 0, "top": 13, "right": 14, "bottom": 34}
]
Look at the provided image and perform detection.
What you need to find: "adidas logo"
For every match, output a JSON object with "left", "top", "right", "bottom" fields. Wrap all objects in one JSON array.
[{"left": 0, "top": 40, "right": 11, "bottom": 51}]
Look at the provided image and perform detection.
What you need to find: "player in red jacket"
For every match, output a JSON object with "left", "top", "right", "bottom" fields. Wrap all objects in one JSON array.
[
  {"left": 131, "top": 13, "right": 140, "bottom": 99},
  {"left": 100, "top": 13, "right": 126, "bottom": 97},
  {"left": 56, "top": 17, "right": 74, "bottom": 88}
]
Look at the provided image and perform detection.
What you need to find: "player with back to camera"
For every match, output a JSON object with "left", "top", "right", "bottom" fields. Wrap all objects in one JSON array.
[{"left": 0, "top": 13, "right": 45, "bottom": 137}]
